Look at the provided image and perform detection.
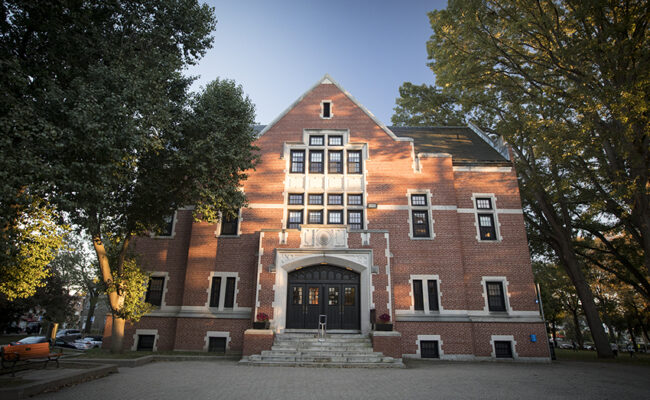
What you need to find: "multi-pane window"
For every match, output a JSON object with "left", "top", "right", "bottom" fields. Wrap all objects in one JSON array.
[
  {"left": 348, "top": 210, "right": 363, "bottom": 230},
  {"left": 290, "top": 150, "right": 305, "bottom": 173},
  {"left": 411, "top": 194, "right": 427, "bottom": 206},
  {"left": 478, "top": 214, "right": 496, "bottom": 240},
  {"left": 209, "top": 277, "right": 221, "bottom": 307},
  {"left": 328, "top": 194, "right": 343, "bottom": 205},
  {"left": 209, "top": 276, "right": 236, "bottom": 308},
  {"left": 288, "top": 210, "right": 303, "bottom": 229},
  {"left": 308, "top": 210, "right": 323, "bottom": 224},
  {"left": 161, "top": 214, "right": 174, "bottom": 236},
  {"left": 288, "top": 193, "right": 304, "bottom": 205},
  {"left": 328, "top": 210, "right": 343, "bottom": 224},
  {"left": 347, "top": 151, "right": 362, "bottom": 174},
  {"left": 308, "top": 194, "right": 323, "bottom": 205},
  {"left": 494, "top": 341, "right": 513, "bottom": 358},
  {"left": 486, "top": 281, "right": 506, "bottom": 311},
  {"left": 476, "top": 197, "right": 497, "bottom": 240},
  {"left": 412, "top": 211, "right": 430, "bottom": 238},
  {"left": 309, "top": 135, "right": 324, "bottom": 146},
  {"left": 412, "top": 278, "right": 440, "bottom": 311},
  {"left": 310, "top": 150, "right": 324, "bottom": 173},
  {"left": 328, "top": 135, "right": 342, "bottom": 146},
  {"left": 220, "top": 210, "right": 239, "bottom": 235},
  {"left": 145, "top": 277, "right": 165, "bottom": 306},
  {"left": 348, "top": 194, "right": 362, "bottom": 205},
  {"left": 328, "top": 151, "right": 343, "bottom": 173}
]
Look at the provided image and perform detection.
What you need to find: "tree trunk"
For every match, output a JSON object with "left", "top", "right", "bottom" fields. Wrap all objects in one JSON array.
[
  {"left": 555, "top": 240, "right": 614, "bottom": 357},
  {"left": 551, "top": 322, "right": 557, "bottom": 347},
  {"left": 571, "top": 309, "right": 584, "bottom": 348},
  {"left": 92, "top": 234, "right": 125, "bottom": 353},
  {"left": 111, "top": 316, "right": 126, "bottom": 353},
  {"left": 84, "top": 294, "right": 98, "bottom": 334},
  {"left": 628, "top": 322, "right": 637, "bottom": 351}
]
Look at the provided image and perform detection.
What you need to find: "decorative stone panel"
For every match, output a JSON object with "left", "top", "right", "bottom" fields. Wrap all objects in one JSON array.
[{"left": 300, "top": 227, "right": 348, "bottom": 248}]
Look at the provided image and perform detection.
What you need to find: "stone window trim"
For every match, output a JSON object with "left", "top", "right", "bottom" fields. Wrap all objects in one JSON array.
[
  {"left": 490, "top": 335, "right": 518, "bottom": 359},
  {"left": 320, "top": 100, "right": 333, "bottom": 119},
  {"left": 409, "top": 274, "right": 443, "bottom": 313},
  {"left": 471, "top": 193, "right": 502, "bottom": 242},
  {"left": 202, "top": 331, "right": 231, "bottom": 352},
  {"left": 146, "top": 272, "right": 169, "bottom": 309},
  {"left": 416, "top": 334, "right": 444, "bottom": 359},
  {"left": 214, "top": 209, "right": 242, "bottom": 238},
  {"left": 131, "top": 329, "right": 159, "bottom": 352},
  {"left": 150, "top": 211, "right": 177, "bottom": 239},
  {"left": 406, "top": 189, "right": 435, "bottom": 240},
  {"left": 480, "top": 276, "right": 511, "bottom": 313},
  {"left": 205, "top": 272, "right": 241, "bottom": 311}
]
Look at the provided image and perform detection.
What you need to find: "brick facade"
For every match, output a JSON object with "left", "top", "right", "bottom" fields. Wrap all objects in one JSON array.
[{"left": 105, "top": 75, "right": 549, "bottom": 361}]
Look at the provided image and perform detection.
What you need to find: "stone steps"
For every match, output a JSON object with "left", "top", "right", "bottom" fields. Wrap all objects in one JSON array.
[{"left": 241, "top": 333, "right": 404, "bottom": 368}]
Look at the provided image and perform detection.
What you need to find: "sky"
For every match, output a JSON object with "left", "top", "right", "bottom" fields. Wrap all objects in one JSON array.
[{"left": 185, "top": 0, "right": 448, "bottom": 125}]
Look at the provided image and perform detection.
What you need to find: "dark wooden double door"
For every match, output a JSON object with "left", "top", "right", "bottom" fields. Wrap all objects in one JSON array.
[{"left": 287, "top": 265, "right": 360, "bottom": 330}]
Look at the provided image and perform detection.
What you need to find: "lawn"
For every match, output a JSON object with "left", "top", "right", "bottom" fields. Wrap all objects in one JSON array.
[
  {"left": 74, "top": 348, "right": 227, "bottom": 359},
  {"left": 555, "top": 348, "right": 650, "bottom": 366}
]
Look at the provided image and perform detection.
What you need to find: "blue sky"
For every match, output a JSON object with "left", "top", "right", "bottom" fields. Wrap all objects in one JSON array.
[{"left": 185, "top": 1, "right": 448, "bottom": 125}]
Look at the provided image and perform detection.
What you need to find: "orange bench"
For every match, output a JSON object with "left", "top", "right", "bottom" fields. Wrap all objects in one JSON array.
[{"left": 1, "top": 342, "right": 63, "bottom": 376}]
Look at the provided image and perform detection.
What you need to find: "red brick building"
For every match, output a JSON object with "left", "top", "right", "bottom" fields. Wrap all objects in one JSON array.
[{"left": 108, "top": 75, "right": 550, "bottom": 362}]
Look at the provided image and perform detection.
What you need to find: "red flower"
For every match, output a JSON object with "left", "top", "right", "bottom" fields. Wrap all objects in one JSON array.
[
  {"left": 379, "top": 313, "right": 390, "bottom": 322},
  {"left": 256, "top": 312, "right": 269, "bottom": 322}
]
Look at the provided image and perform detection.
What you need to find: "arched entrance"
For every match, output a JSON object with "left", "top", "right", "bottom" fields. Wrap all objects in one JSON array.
[{"left": 286, "top": 265, "right": 360, "bottom": 330}]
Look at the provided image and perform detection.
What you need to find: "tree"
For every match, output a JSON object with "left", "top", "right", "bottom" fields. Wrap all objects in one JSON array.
[
  {"left": 0, "top": 197, "right": 69, "bottom": 301},
  {"left": 393, "top": 0, "right": 649, "bottom": 358},
  {"left": 533, "top": 262, "right": 570, "bottom": 345},
  {"left": 1, "top": 1, "right": 258, "bottom": 352}
]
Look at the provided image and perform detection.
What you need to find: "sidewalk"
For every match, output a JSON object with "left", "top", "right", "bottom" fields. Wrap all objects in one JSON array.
[{"left": 32, "top": 359, "right": 650, "bottom": 400}]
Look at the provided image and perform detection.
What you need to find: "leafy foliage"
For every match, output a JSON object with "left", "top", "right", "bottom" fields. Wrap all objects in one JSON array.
[
  {"left": 0, "top": 198, "right": 69, "bottom": 300},
  {"left": 107, "top": 258, "right": 152, "bottom": 322}
]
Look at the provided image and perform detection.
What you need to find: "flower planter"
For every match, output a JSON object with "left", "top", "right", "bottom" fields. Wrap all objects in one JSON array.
[
  {"left": 375, "top": 323, "right": 393, "bottom": 331},
  {"left": 252, "top": 322, "right": 269, "bottom": 329}
]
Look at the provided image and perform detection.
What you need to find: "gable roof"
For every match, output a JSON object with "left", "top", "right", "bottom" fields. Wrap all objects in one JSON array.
[
  {"left": 257, "top": 74, "right": 410, "bottom": 142},
  {"left": 389, "top": 125, "right": 511, "bottom": 165}
]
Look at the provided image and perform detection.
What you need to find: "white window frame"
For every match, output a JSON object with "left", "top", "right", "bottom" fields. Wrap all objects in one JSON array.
[
  {"left": 132, "top": 329, "right": 159, "bottom": 352},
  {"left": 416, "top": 334, "right": 444, "bottom": 359},
  {"left": 151, "top": 211, "right": 177, "bottom": 239},
  {"left": 203, "top": 331, "right": 231, "bottom": 352},
  {"left": 409, "top": 274, "right": 442, "bottom": 313},
  {"left": 320, "top": 100, "right": 333, "bottom": 119},
  {"left": 407, "top": 189, "right": 435, "bottom": 240},
  {"left": 205, "top": 272, "right": 240, "bottom": 311},
  {"left": 490, "top": 335, "right": 518, "bottom": 359},
  {"left": 214, "top": 209, "right": 242, "bottom": 238},
  {"left": 471, "top": 193, "right": 501, "bottom": 242},
  {"left": 480, "top": 276, "right": 511, "bottom": 313}
]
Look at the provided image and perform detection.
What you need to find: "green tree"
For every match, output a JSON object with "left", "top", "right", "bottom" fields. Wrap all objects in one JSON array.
[
  {"left": 1, "top": 1, "right": 258, "bottom": 352},
  {"left": 0, "top": 198, "right": 69, "bottom": 301},
  {"left": 393, "top": 0, "right": 649, "bottom": 358}
]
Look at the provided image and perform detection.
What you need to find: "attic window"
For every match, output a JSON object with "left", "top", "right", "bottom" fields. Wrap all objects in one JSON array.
[{"left": 321, "top": 101, "right": 332, "bottom": 119}]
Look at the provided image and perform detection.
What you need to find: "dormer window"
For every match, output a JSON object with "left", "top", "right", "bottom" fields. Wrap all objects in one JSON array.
[{"left": 321, "top": 101, "right": 332, "bottom": 119}]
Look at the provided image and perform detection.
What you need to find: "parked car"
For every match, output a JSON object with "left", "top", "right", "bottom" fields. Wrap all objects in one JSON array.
[
  {"left": 56, "top": 329, "right": 81, "bottom": 338},
  {"left": 558, "top": 343, "right": 573, "bottom": 349},
  {"left": 53, "top": 337, "right": 82, "bottom": 350},
  {"left": 10, "top": 336, "right": 49, "bottom": 345},
  {"left": 75, "top": 336, "right": 102, "bottom": 349}
]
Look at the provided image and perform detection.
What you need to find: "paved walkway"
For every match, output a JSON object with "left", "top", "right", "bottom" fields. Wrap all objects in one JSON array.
[{"left": 36, "top": 359, "right": 650, "bottom": 400}]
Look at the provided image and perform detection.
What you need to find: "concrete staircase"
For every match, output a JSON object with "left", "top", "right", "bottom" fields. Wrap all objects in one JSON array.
[{"left": 241, "top": 333, "right": 404, "bottom": 368}]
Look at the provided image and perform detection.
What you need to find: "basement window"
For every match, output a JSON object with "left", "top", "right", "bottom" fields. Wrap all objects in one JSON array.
[
  {"left": 494, "top": 341, "right": 513, "bottom": 358},
  {"left": 420, "top": 340, "right": 440, "bottom": 358}
]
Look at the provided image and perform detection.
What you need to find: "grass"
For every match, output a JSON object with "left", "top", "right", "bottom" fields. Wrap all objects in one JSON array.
[
  {"left": 555, "top": 348, "right": 650, "bottom": 366},
  {"left": 73, "top": 348, "right": 227, "bottom": 359}
]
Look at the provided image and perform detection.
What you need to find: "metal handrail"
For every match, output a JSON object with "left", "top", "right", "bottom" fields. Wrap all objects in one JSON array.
[{"left": 318, "top": 315, "right": 327, "bottom": 342}]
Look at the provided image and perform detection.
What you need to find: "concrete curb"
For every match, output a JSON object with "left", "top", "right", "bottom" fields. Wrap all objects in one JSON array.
[{"left": 0, "top": 362, "right": 117, "bottom": 399}]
